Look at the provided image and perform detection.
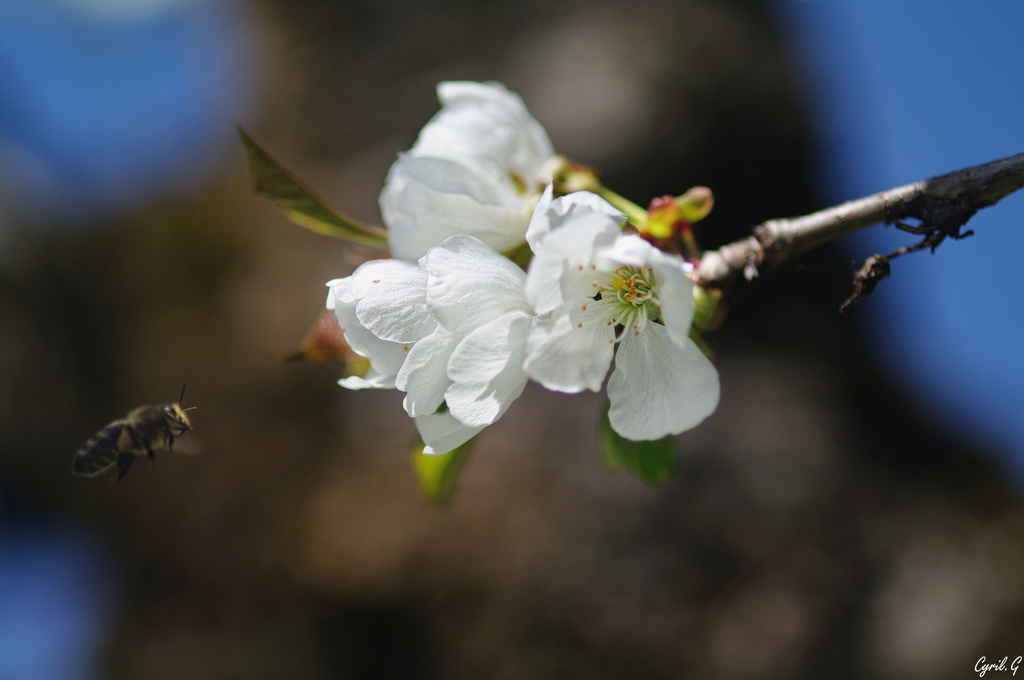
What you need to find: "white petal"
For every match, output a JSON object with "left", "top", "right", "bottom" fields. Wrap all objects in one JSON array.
[
  {"left": 391, "top": 155, "right": 514, "bottom": 205},
  {"left": 607, "top": 324, "right": 720, "bottom": 440},
  {"left": 338, "top": 362, "right": 400, "bottom": 390},
  {"left": 379, "top": 81, "right": 556, "bottom": 261},
  {"left": 594, "top": 232, "right": 668, "bottom": 270},
  {"left": 328, "top": 276, "right": 409, "bottom": 389},
  {"left": 445, "top": 311, "right": 532, "bottom": 428},
  {"left": 338, "top": 376, "right": 377, "bottom": 390},
  {"left": 381, "top": 158, "right": 534, "bottom": 261},
  {"left": 349, "top": 259, "right": 435, "bottom": 344},
  {"left": 415, "top": 411, "right": 485, "bottom": 456},
  {"left": 420, "top": 81, "right": 554, "bottom": 181},
  {"left": 524, "top": 303, "right": 615, "bottom": 393},
  {"left": 525, "top": 208, "right": 621, "bottom": 314},
  {"left": 337, "top": 334, "right": 408, "bottom": 390},
  {"left": 650, "top": 257, "right": 695, "bottom": 348},
  {"left": 326, "top": 277, "right": 355, "bottom": 306},
  {"left": 523, "top": 183, "right": 555, "bottom": 251},
  {"left": 397, "top": 326, "right": 460, "bottom": 417},
  {"left": 525, "top": 187, "right": 625, "bottom": 253},
  {"left": 424, "top": 235, "right": 529, "bottom": 335}
]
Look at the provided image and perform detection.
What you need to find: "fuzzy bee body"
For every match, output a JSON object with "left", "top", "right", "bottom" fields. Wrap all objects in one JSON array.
[{"left": 74, "top": 389, "right": 194, "bottom": 483}]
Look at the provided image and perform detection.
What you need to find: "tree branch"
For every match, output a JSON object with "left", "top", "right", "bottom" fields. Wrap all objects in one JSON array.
[{"left": 698, "top": 152, "right": 1024, "bottom": 307}]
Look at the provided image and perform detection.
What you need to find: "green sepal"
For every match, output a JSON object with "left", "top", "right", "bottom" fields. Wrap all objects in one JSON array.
[
  {"left": 238, "top": 126, "right": 389, "bottom": 250},
  {"left": 412, "top": 436, "right": 476, "bottom": 507},
  {"left": 598, "top": 406, "right": 679, "bottom": 484},
  {"left": 692, "top": 285, "right": 726, "bottom": 332}
]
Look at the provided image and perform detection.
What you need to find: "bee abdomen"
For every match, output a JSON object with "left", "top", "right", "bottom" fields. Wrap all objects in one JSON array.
[{"left": 73, "top": 422, "right": 132, "bottom": 477}]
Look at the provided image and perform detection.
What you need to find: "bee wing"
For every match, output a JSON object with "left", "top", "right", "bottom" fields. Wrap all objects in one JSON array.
[
  {"left": 73, "top": 423, "right": 125, "bottom": 477},
  {"left": 171, "top": 436, "right": 202, "bottom": 456}
]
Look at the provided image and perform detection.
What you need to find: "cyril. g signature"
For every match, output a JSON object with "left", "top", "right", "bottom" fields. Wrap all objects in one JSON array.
[{"left": 976, "top": 656, "right": 1022, "bottom": 677}]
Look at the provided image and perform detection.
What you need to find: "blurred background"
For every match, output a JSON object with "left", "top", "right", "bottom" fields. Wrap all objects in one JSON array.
[{"left": 1, "top": 0, "right": 1023, "bottom": 678}]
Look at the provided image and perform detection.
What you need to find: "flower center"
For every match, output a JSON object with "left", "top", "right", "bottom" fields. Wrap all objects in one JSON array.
[{"left": 603, "top": 266, "right": 662, "bottom": 337}]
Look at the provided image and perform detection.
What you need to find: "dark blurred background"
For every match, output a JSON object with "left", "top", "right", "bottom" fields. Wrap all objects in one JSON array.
[{"left": 2, "top": 1, "right": 1023, "bottom": 678}]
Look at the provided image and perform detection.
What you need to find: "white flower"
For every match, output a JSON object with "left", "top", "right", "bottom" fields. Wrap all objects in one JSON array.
[
  {"left": 421, "top": 235, "right": 533, "bottom": 430},
  {"left": 380, "top": 81, "right": 556, "bottom": 261},
  {"left": 327, "top": 258, "right": 452, "bottom": 415},
  {"left": 326, "top": 235, "right": 532, "bottom": 455},
  {"left": 523, "top": 194, "right": 720, "bottom": 440}
]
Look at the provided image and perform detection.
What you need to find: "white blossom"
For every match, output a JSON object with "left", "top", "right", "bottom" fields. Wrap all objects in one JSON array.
[
  {"left": 380, "top": 81, "right": 556, "bottom": 261},
  {"left": 326, "top": 267, "right": 407, "bottom": 392},
  {"left": 333, "top": 80, "right": 719, "bottom": 454},
  {"left": 327, "top": 235, "right": 532, "bottom": 455},
  {"left": 523, "top": 194, "right": 720, "bottom": 440},
  {"left": 421, "top": 235, "right": 533, "bottom": 429}
]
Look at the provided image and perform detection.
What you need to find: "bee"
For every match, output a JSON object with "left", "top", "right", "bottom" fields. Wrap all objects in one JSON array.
[{"left": 73, "top": 385, "right": 195, "bottom": 484}]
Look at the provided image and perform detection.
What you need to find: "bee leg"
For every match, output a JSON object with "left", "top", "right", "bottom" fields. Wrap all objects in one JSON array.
[
  {"left": 147, "top": 447, "right": 156, "bottom": 472},
  {"left": 112, "top": 452, "right": 135, "bottom": 484}
]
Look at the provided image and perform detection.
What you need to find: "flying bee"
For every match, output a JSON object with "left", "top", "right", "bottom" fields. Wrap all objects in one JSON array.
[{"left": 73, "top": 385, "right": 195, "bottom": 484}]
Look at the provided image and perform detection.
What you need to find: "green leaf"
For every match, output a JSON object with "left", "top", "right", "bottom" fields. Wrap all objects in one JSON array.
[
  {"left": 238, "top": 126, "right": 389, "bottom": 250},
  {"left": 598, "top": 406, "right": 679, "bottom": 484},
  {"left": 412, "top": 437, "right": 476, "bottom": 507}
]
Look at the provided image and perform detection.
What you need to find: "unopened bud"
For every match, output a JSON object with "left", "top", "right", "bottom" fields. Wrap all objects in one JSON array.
[
  {"left": 643, "top": 187, "right": 714, "bottom": 241},
  {"left": 645, "top": 195, "right": 682, "bottom": 239},
  {"left": 677, "top": 186, "right": 714, "bottom": 223}
]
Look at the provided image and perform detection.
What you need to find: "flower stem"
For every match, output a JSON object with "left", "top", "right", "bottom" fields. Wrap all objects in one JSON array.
[{"left": 595, "top": 186, "right": 649, "bottom": 225}]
